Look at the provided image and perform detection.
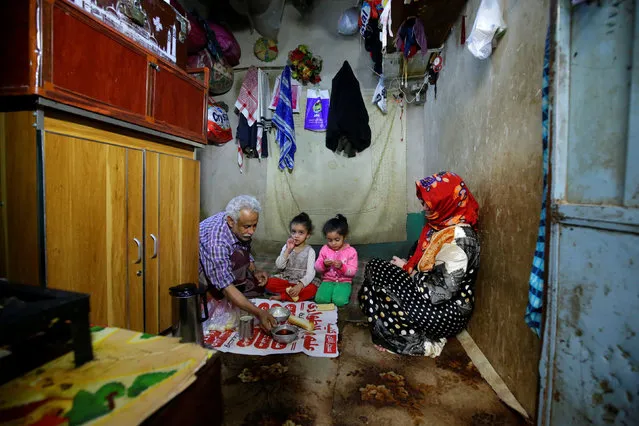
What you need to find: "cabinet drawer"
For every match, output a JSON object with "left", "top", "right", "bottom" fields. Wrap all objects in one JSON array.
[
  {"left": 151, "top": 62, "right": 206, "bottom": 137},
  {"left": 51, "top": 4, "right": 148, "bottom": 116}
]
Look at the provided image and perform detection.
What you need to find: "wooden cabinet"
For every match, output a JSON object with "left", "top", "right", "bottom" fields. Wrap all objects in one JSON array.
[
  {"left": 0, "top": 111, "right": 199, "bottom": 332},
  {"left": 0, "top": 0, "right": 208, "bottom": 144},
  {"left": 144, "top": 152, "right": 200, "bottom": 334},
  {"left": 43, "top": 134, "right": 139, "bottom": 329}
]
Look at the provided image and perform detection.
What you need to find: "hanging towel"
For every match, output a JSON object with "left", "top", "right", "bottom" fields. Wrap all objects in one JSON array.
[
  {"left": 326, "top": 61, "right": 371, "bottom": 157},
  {"left": 525, "top": 28, "right": 551, "bottom": 337},
  {"left": 235, "top": 66, "right": 259, "bottom": 126},
  {"left": 272, "top": 66, "right": 296, "bottom": 170},
  {"left": 256, "top": 68, "right": 272, "bottom": 159}
]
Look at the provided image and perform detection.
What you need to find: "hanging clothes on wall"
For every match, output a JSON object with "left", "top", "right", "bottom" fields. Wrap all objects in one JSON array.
[
  {"left": 360, "top": 1, "right": 384, "bottom": 74},
  {"left": 256, "top": 68, "right": 272, "bottom": 159},
  {"left": 235, "top": 66, "right": 259, "bottom": 125},
  {"left": 236, "top": 114, "right": 269, "bottom": 159},
  {"left": 272, "top": 66, "right": 296, "bottom": 170},
  {"left": 326, "top": 61, "right": 371, "bottom": 158},
  {"left": 395, "top": 17, "right": 427, "bottom": 59}
]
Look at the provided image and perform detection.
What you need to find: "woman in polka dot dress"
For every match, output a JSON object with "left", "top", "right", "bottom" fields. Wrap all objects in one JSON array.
[{"left": 359, "top": 171, "right": 480, "bottom": 356}]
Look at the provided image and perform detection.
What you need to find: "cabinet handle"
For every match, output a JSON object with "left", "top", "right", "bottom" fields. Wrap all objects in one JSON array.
[
  {"left": 150, "top": 63, "right": 160, "bottom": 72},
  {"left": 150, "top": 234, "right": 158, "bottom": 259},
  {"left": 133, "top": 238, "right": 142, "bottom": 264}
]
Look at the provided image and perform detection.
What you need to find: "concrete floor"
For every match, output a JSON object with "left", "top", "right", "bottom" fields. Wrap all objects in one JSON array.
[{"left": 219, "top": 258, "right": 527, "bottom": 425}]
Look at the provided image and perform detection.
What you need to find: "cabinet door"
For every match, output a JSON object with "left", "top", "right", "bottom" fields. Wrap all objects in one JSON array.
[
  {"left": 127, "top": 149, "right": 145, "bottom": 332},
  {"left": 148, "top": 152, "right": 200, "bottom": 333},
  {"left": 0, "top": 112, "right": 41, "bottom": 285},
  {"left": 50, "top": 3, "right": 148, "bottom": 116},
  {"left": 44, "top": 133, "right": 144, "bottom": 328},
  {"left": 150, "top": 61, "right": 206, "bottom": 142},
  {"left": 144, "top": 152, "right": 160, "bottom": 333}
]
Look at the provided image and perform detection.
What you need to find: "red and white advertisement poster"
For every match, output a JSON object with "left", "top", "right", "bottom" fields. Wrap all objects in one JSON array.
[{"left": 203, "top": 299, "right": 339, "bottom": 358}]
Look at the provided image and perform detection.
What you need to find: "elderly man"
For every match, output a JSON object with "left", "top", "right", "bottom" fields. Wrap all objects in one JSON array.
[{"left": 199, "top": 195, "right": 277, "bottom": 331}]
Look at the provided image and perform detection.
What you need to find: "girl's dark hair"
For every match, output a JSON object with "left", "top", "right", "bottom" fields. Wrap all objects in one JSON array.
[
  {"left": 322, "top": 214, "right": 349, "bottom": 237},
  {"left": 291, "top": 212, "right": 314, "bottom": 234}
]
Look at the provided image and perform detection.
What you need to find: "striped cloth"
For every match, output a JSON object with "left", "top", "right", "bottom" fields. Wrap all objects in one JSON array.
[
  {"left": 272, "top": 66, "right": 296, "bottom": 170},
  {"left": 525, "top": 29, "right": 550, "bottom": 337}
]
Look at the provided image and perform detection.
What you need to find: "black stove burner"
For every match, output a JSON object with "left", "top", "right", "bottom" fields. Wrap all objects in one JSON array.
[{"left": 0, "top": 280, "right": 93, "bottom": 385}]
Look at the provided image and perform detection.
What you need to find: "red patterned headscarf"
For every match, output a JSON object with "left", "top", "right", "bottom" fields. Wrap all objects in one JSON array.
[{"left": 404, "top": 171, "right": 479, "bottom": 273}]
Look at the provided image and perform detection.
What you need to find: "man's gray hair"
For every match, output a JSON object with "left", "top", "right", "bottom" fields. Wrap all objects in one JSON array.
[{"left": 225, "top": 195, "right": 262, "bottom": 221}]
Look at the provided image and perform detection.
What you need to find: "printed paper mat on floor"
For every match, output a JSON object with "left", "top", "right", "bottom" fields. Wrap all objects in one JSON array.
[{"left": 203, "top": 299, "right": 339, "bottom": 358}]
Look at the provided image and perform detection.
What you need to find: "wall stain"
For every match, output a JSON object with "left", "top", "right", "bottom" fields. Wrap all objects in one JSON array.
[
  {"left": 602, "top": 404, "right": 619, "bottom": 424},
  {"left": 592, "top": 392, "right": 604, "bottom": 405},
  {"left": 616, "top": 345, "right": 630, "bottom": 360},
  {"left": 599, "top": 379, "right": 613, "bottom": 394}
]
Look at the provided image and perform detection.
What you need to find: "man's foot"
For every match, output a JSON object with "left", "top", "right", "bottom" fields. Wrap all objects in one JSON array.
[{"left": 269, "top": 295, "right": 282, "bottom": 301}]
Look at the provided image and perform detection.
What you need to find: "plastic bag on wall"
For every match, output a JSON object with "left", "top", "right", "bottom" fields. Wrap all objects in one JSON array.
[
  {"left": 371, "top": 77, "right": 387, "bottom": 114},
  {"left": 207, "top": 98, "right": 233, "bottom": 144},
  {"left": 304, "top": 89, "right": 330, "bottom": 131},
  {"left": 466, "top": 0, "right": 507, "bottom": 60},
  {"left": 337, "top": 7, "right": 359, "bottom": 36}
]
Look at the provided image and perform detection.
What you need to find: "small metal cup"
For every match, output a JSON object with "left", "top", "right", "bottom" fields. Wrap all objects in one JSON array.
[{"left": 239, "top": 315, "right": 255, "bottom": 340}]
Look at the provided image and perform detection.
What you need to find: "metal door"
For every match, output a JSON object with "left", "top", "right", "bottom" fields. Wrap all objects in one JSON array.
[{"left": 539, "top": 0, "right": 639, "bottom": 424}]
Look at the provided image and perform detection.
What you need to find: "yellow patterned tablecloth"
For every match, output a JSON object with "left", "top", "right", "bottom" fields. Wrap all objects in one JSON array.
[{"left": 0, "top": 327, "right": 214, "bottom": 425}]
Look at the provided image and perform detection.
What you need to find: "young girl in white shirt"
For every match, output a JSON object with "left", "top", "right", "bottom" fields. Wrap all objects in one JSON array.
[{"left": 265, "top": 212, "right": 318, "bottom": 301}]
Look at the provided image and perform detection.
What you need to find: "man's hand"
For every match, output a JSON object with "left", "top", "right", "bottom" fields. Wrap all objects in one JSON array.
[
  {"left": 285, "top": 238, "right": 295, "bottom": 252},
  {"left": 223, "top": 285, "right": 276, "bottom": 332},
  {"left": 333, "top": 259, "right": 343, "bottom": 269},
  {"left": 324, "top": 259, "right": 334, "bottom": 267},
  {"left": 390, "top": 256, "right": 407, "bottom": 268},
  {"left": 288, "top": 282, "right": 303, "bottom": 298},
  {"left": 257, "top": 309, "right": 277, "bottom": 332},
  {"left": 254, "top": 270, "right": 269, "bottom": 286}
]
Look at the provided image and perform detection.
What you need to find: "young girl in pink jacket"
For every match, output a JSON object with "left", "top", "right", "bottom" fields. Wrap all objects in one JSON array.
[{"left": 314, "top": 214, "right": 358, "bottom": 306}]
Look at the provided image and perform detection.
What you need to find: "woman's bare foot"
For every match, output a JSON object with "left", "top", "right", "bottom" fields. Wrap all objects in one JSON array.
[
  {"left": 374, "top": 344, "right": 397, "bottom": 354},
  {"left": 374, "top": 344, "right": 388, "bottom": 352},
  {"left": 269, "top": 295, "right": 282, "bottom": 301}
]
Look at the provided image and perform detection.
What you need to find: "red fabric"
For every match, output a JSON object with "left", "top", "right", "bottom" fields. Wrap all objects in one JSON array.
[
  {"left": 266, "top": 277, "right": 318, "bottom": 302},
  {"left": 404, "top": 171, "right": 479, "bottom": 273}
]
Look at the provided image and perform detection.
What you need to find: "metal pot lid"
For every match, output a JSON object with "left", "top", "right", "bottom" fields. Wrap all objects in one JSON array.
[{"left": 169, "top": 283, "right": 199, "bottom": 297}]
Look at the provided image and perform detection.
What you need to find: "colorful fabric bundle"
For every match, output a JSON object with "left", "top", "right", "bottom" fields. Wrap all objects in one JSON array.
[
  {"left": 395, "top": 17, "right": 427, "bottom": 59},
  {"left": 186, "top": 49, "right": 234, "bottom": 95},
  {"left": 207, "top": 21, "right": 241, "bottom": 66}
]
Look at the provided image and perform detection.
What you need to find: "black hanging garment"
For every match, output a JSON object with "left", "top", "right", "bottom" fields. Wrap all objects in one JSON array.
[
  {"left": 326, "top": 61, "right": 372, "bottom": 158},
  {"left": 236, "top": 114, "right": 269, "bottom": 158}
]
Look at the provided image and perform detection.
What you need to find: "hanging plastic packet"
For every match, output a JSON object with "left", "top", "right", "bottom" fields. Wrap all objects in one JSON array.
[
  {"left": 466, "top": 0, "right": 507, "bottom": 60},
  {"left": 372, "top": 76, "right": 387, "bottom": 114},
  {"left": 304, "top": 88, "right": 330, "bottom": 132},
  {"left": 338, "top": 7, "right": 359, "bottom": 36},
  {"left": 206, "top": 98, "right": 233, "bottom": 144}
]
